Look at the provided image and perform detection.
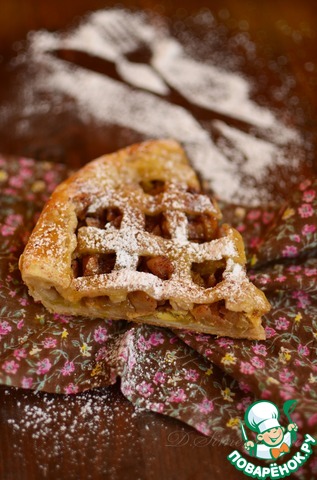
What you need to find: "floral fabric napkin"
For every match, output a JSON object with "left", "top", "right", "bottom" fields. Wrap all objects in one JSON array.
[{"left": 0, "top": 155, "right": 317, "bottom": 475}]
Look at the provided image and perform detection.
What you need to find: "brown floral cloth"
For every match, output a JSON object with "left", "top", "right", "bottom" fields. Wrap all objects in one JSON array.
[{"left": 1, "top": 155, "right": 317, "bottom": 476}]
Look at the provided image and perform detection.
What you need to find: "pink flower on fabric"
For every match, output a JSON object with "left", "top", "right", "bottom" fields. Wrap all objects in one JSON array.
[
  {"left": 308, "top": 413, "right": 317, "bottom": 427},
  {"left": 251, "top": 344, "right": 267, "bottom": 356},
  {"left": 42, "top": 337, "right": 57, "bottom": 349},
  {"left": 20, "top": 167, "right": 33, "bottom": 179},
  {"left": 128, "top": 353, "right": 136, "bottom": 370},
  {"left": 292, "top": 290, "right": 311, "bottom": 308},
  {"left": 0, "top": 320, "right": 12, "bottom": 337},
  {"left": 17, "top": 319, "right": 24, "bottom": 330},
  {"left": 250, "top": 356, "right": 265, "bottom": 369},
  {"left": 247, "top": 209, "right": 261, "bottom": 220},
  {"left": 288, "top": 265, "right": 301, "bottom": 272},
  {"left": 64, "top": 383, "right": 79, "bottom": 394},
  {"left": 185, "top": 369, "right": 200, "bottom": 382},
  {"left": 279, "top": 368, "right": 295, "bottom": 383},
  {"left": 195, "top": 334, "right": 211, "bottom": 343},
  {"left": 121, "top": 384, "right": 133, "bottom": 397},
  {"left": 198, "top": 398, "right": 214, "bottom": 414},
  {"left": 13, "top": 348, "right": 27, "bottom": 359},
  {"left": 53, "top": 314, "right": 69, "bottom": 324},
  {"left": 21, "top": 377, "right": 33, "bottom": 389},
  {"left": 169, "top": 336, "right": 178, "bottom": 344},
  {"left": 6, "top": 214, "right": 23, "bottom": 227},
  {"left": 238, "top": 381, "right": 252, "bottom": 393},
  {"left": 93, "top": 326, "right": 108, "bottom": 344},
  {"left": 196, "top": 422, "right": 211, "bottom": 436},
  {"left": 298, "top": 203, "right": 314, "bottom": 218},
  {"left": 61, "top": 360, "right": 75, "bottom": 376},
  {"left": 304, "top": 267, "right": 317, "bottom": 276},
  {"left": 265, "top": 327, "right": 276, "bottom": 338},
  {"left": 299, "top": 179, "right": 312, "bottom": 191},
  {"left": 302, "top": 224, "right": 316, "bottom": 236},
  {"left": 290, "top": 234, "right": 301, "bottom": 243},
  {"left": 95, "top": 346, "right": 107, "bottom": 362},
  {"left": 19, "top": 298, "right": 28, "bottom": 306},
  {"left": 297, "top": 344, "right": 310, "bottom": 356},
  {"left": 1, "top": 224, "right": 15, "bottom": 236},
  {"left": 275, "top": 275, "right": 287, "bottom": 282},
  {"left": 148, "top": 332, "right": 165, "bottom": 346},
  {"left": 37, "top": 358, "right": 52, "bottom": 375},
  {"left": 275, "top": 317, "right": 290, "bottom": 330},
  {"left": 19, "top": 157, "right": 33, "bottom": 167},
  {"left": 294, "top": 359, "right": 304, "bottom": 367},
  {"left": 43, "top": 170, "right": 57, "bottom": 183},
  {"left": 237, "top": 396, "right": 252, "bottom": 411},
  {"left": 262, "top": 211, "right": 274, "bottom": 224},
  {"left": 9, "top": 175, "right": 24, "bottom": 188},
  {"left": 153, "top": 371, "right": 166, "bottom": 385},
  {"left": 2, "top": 360, "right": 19, "bottom": 374},
  {"left": 282, "top": 245, "right": 298, "bottom": 258},
  {"left": 3, "top": 188, "right": 16, "bottom": 196},
  {"left": 136, "top": 381, "right": 154, "bottom": 398},
  {"left": 294, "top": 358, "right": 304, "bottom": 367},
  {"left": 258, "top": 275, "right": 271, "bottom": 285},
  {"left": 137, "top": 335, "right": 151, "bottom": 352},
  {"left": 216, "top": 337, "right": 234, "bottom": 348},
  {"left": 168, "top": 388, "right": 187, "bottom": 403},
  {"left": 302, "top": 189, "right": 316, "bottom": 203},
  {"left": 280, "top": 386, "right": 296, "bottom": 401},
  {"left": 239, "top": 362, "right": 255, "bottom": 375},
  {"left": 249, "top": 237, "right": 261, "bottom": 249},
  {"left": 261, "top": 390, "right": 272, "bottom": 399},
  {"left": 150, "top": 403, "right": 165, "bottom": 413}
]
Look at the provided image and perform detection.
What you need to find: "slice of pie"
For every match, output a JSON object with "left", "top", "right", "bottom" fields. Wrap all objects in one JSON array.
[{"left": 19, "top": 139, "right": 270, "bottom": 339}]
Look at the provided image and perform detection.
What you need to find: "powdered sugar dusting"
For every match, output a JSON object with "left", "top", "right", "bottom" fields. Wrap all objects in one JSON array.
[
  {"left": 16, "top": 8, "right": 304, "bottom": 206},
  {"left": 3, "top": 386, "right": 158, "bottom": 478},
  {"left": 72, "top": 149, "right": 254, "bottom": 309},
  {"left": 214, "top": 121, "right": 283, "bottom": 181}
]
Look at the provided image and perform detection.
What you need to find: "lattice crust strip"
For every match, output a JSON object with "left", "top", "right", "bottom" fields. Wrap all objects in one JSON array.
[{"left": 19, "top": 139, "right": 270, "bottom": 339}]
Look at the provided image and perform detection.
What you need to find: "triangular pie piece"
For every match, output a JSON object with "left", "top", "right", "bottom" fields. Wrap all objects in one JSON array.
[{"left": 19, "top": 139, "right": 270, "bottom": 339}]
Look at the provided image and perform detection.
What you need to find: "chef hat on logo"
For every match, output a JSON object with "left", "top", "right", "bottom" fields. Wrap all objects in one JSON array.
[{"left": 245, "top": 401, "right": 281, "bottom": 434}]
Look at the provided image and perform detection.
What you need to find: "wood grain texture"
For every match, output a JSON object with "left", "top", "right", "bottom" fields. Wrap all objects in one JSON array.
[{"left": 0, "top": 384, "right": 246, "bottom": 480}]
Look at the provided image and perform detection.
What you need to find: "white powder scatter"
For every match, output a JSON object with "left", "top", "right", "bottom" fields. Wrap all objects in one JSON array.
[
  {"left": 151, "top": 37, "right": 277, "bottom": 130},
  {"left": 213, "top": 120, "right": 287, "bottom": 180},
  {"left": 19, "top": 8, "right": 304, "bottom": 205},
  {"left": 3, "top": 386, "right": 171, "bottom": 479},
  {"left": 3, "top": 386, "right": 158, "bottom": 478},
  {"left": 7, "top": 389, "right": 116, "bottom": 440}
]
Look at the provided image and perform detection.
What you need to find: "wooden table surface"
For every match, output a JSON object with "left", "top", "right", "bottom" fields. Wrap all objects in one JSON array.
[
  {"left": 0, "top": 1, "right": 317, "bottom": 479},
  {"left": 0, "top": 384, "right": 246, "bottom": 480}
]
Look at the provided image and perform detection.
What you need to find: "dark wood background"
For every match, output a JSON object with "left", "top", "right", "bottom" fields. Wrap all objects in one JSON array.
[{"left": 0, "top": 1, "right": 316, "bottom": 479}]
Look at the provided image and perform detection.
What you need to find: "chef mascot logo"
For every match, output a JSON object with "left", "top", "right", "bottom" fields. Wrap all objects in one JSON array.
[
  {"left": 242, "top": 400, "right": 298, "bottom": 460},
  {"left": 227, "top": 399, "right": 317, "bottom": 479}
]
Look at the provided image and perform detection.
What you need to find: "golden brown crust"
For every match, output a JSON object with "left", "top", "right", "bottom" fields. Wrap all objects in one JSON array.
[{"left": 19, "top": 139, "right": 270, "bottom": 339}]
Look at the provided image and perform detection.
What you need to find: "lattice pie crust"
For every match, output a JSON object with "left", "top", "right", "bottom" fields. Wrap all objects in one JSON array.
[{"left": 19, "top": 140, "right": 270, "bottom": 339}]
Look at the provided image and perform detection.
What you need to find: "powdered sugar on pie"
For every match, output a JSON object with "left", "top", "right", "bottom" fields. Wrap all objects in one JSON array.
[{"left": 19, "top": 139, "right": 270, "bottom": 339}]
